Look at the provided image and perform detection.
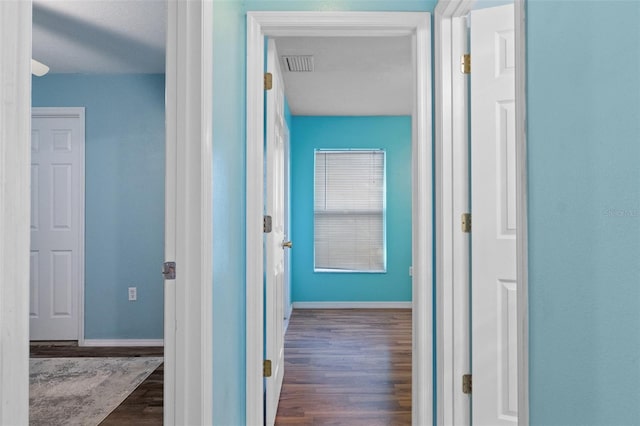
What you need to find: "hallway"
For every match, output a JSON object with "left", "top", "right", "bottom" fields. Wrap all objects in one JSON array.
[{"left": 275, "top": 309, "right": 411, "bottom": 425}]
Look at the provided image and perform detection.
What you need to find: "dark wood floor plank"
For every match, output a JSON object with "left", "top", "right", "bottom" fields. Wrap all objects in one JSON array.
[
  {"left": 30, "top": 343, "right": 163, "bottom": 358},
  {"left": 275, "top": 309, "right": 412, "bottom": 425}
]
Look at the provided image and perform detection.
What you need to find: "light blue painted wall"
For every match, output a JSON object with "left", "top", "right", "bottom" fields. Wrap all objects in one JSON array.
[
  {"left": 212, "top": 1, "right": 247, "bottom": 422},
  {"left": 290, "top": 116, "right": 412, "bottom": 302},
  {"left": 211, "top": 2, "right": 435, "bottom": 424},
  {"left": 32, "top": 74, "right": 165, "bottom": 339},
  {"left": 527, "top": 1, "right": 640, "bottom": 425},
  {"left": 32, "top": 4, "right": 640, "bottom": 426},
  {"left": 284, "top": 98, "right": 292, "bottom": 129},
  {"left": 213, "top": 1, "right": 640, "bottom": 425}
]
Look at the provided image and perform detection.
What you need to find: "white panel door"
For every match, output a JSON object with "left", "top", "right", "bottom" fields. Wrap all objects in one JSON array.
[
  {"left": 470, "top": 4, "right": 517, "bottom": 426},
  {"left": 265, "top": 38, "right": 287, "bottom": 426},
  {"left": 30, "top": 108, "right": 84, "bottom": 341}
]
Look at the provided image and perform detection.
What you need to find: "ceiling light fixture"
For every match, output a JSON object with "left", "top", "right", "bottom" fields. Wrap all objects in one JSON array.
[{"left": 31, "top": 59, "right": 50, "bottom": 77}]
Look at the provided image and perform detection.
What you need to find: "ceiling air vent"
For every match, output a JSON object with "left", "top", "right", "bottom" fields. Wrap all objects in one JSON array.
[{"left": 281, "top": 55, "right": 314, "bottom": 72}]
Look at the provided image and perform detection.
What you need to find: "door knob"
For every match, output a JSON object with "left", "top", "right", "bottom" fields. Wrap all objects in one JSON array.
[{"left": 282, "top": 241, "right": 292, "bottom": 249}]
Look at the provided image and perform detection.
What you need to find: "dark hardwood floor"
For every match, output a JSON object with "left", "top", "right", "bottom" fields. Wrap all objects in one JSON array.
[
  {"left": 30, "top": 343, "right": 163, "bottom": 425},
  {"left": 29, "top": 343, "right": 163, "bottom": 358},
  {"left": 31, "top": 310, "right": 411, "bottom": 425},
  {"left": 275, "top": 309, "right": 412, "bottom": 425}
]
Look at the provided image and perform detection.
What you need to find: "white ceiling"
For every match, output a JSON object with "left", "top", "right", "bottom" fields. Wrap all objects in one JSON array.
[
  {"left": 273, "top": 36, "right": 413, "bottom": 116},
  {"left": 32, "top": 3, "right": 411, "bottom": 116},
  {"left": 32, "top": 0, "right": 166, "bottom": 74}
]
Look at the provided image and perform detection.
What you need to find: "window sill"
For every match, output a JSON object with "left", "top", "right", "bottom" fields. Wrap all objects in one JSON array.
[{"left": 314, "top": 268, "right": 387, "bottom": 274}]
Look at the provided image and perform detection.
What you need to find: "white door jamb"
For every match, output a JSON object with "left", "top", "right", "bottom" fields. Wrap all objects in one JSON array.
[
  {"left": 434, "top": 1, "right": 529, "bottom": 425},
  {"left": 0, "top": 1, "right": 31, "bottom": 423},
  {"left": 246, "top": 11, "right": 432, "bottom": 426},
  {"left": 434, "top": 2, "right": 473, "bottom": 424},
  {"left": 514, "top": 1, "right": 529, "bottom": 423}
]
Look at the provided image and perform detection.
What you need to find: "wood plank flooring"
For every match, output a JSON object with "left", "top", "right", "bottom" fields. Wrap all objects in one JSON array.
[
  {"left": 30, "top": 309, "right": 411, "bottom": 425},
  {"left": 275, "top": 309, "right": 412, "bottom": 425},
  {"left": 30, "top": 343, "right": 163, "bottom": 425}
]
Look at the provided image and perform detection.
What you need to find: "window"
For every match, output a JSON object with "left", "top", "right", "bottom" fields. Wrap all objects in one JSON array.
[{"left": 314, "top": 150, "right": 386, "bottom": 272}]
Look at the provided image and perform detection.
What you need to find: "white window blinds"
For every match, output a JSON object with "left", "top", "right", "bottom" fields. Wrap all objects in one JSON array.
[{"left": 314, "top": 150, "right": 386, "bottom": 272}]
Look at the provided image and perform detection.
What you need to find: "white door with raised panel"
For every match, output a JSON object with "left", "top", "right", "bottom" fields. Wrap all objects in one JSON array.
[
  {"left": 30, "top": 108, "right": 84, "bottom": 341},
  {"left": 471, "top": 4, "right": 517, "bottom": 426},
  {"left": 265, "top": 39, "right": 287, "bottom": 426}
]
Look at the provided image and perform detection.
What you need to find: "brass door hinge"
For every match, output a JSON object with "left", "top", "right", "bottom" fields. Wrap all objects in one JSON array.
[
  {"left": 264, "top": 72, "right": 273, "bottom": 90},
  {"left": 461, "top": 213, "right": 471, "bottom": 233},
  {"left": 461, "top": 54, "right": 471, "bottom": 74},
  {"left": 263, "top": 360, "right": 272, "bottom": 377},
  {"left": 462, "top": 374, "right": 472, "bottom": 394}
]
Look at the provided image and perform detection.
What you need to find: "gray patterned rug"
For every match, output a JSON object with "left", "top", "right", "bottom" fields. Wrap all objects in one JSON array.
[{"left": 30, "top": 357, "right": 163, "bottom": 426}]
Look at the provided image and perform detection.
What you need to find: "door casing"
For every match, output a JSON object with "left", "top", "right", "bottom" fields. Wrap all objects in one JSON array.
[
  {"left": 0, "top": 2, "right": 32, "bottom": 422},
  {"left": 164, "top": 0, "right": 213, "bottom": 424},
  {"left": 246, "top": 11, "right": 433, "bottom": 426},
  {"left": 434, "top": 0, "right": 529, "bottom": 425},
  {"left": 0, "top": 1, "right": 214, "bottom": 424}
]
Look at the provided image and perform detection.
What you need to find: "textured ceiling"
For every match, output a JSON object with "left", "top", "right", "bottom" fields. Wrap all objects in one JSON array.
[
  {"left": 33, "top": 0, "right": 166, "bottom": 74},
  {"left": 273, "top": 36, "right": 413, "bottom": 116},
  {"left": 31, "top": 3, "right": 411, "bottom": 116}
]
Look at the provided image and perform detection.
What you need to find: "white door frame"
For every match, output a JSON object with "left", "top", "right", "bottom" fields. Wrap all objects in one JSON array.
[
  {"left": 0, "top": 1, "right": 214, "bottom": 424},
  {"left": 164, "top": 0, "right": 213, "bottom": 424},
  {"left": 246, "top": 11, "right": 432, "bottom": 426},
  {"left": 434, "top": 1, "right": 529, "bottom": 425},
  {"left": 31, "top": 107, "right": 85, "bottom": 345},
  {"left": 434, "top": 3, "right": 472, "bottom": 424},
  {"left": 0, "top": 1, "right": 31, "bottom": 423}
]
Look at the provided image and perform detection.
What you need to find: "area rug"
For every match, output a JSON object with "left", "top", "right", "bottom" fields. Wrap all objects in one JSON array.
[{"left": 29, "top": 357, "right": 163, "bottom": 426}]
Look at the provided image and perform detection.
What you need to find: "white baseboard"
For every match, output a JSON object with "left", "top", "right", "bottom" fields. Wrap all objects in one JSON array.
[
  {"left": 292, "top": 301, "right": 412, "bottom": 309},
  {"left": 81, "top": 339, "right": 164, "bottom": 347}
]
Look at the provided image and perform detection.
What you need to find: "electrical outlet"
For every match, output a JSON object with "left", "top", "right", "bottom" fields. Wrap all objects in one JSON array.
[
  {"left": 409, "top": 266, "right": 413, "bottom": 277},
  {"left": 128, "top": 287, "right": 137, "bottom": 301}
]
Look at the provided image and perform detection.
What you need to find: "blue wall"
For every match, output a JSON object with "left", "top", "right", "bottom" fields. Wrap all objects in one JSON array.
[
  {"left": 527, "top": 1, "right": 640, "bottom": 425},
  {"left": 212, "top": 1, "right": 640, "bottom": 425},
  {"left": 290, "top": 116, "right": 412, "bottom": 302},
  {"left": 212, "top": 2, "right": 247, "bottom": 421},
  {"left": 32, "top": 74, "right": 165, "bottom": 339}
]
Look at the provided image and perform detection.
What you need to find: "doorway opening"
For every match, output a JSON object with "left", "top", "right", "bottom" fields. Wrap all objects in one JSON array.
[
  {"left": 29, "top": 1, "right": 166, "bottom": 423},
  {"left": 0, "top": 0, "right": 214, "bottom": 424},
  {"left": 246, "top": 11, "right": 433, "bottom": 426},
  {"left": 265, "top": 34, "right": 415, "bottom": 424}
]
